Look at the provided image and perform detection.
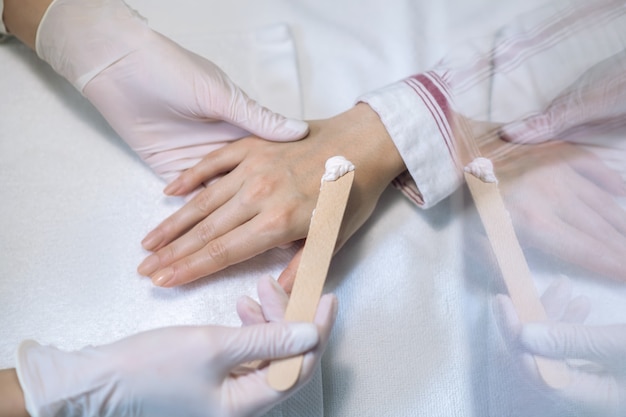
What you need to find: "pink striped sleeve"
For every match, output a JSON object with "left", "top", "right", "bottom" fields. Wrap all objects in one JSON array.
[{"left": 360, "top": 0, "right": 626, "bottom": 208}]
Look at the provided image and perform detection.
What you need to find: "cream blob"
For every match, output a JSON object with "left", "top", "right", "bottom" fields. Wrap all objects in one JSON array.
[
  {"left": 321, "top": 156, "right": 355, "bottom": 182},
  {"left": 464, "top": 157, "right": 497, "bottom": 183}
]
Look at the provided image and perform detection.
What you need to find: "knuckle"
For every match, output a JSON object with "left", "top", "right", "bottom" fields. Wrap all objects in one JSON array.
[
  {"left": 204, "top": 240, "right": 229, "bottom": 267},
  {"left": 193, "top": 191, "right": 214, "bottom": 214},
  {"left": 266, "top": 209, "right": 293, "bottom": 232},
  {"left": 157, "top": 244, "right": 178, "bottom": 265},
  {"left": 262, "top": 206, "right": 298, "bottom": 239},
  {"left": 195, "top": 221, "right": 217, "bottom": 245},
  {"left": 240, "top": 176, "right": 277, "bottom": 206}
]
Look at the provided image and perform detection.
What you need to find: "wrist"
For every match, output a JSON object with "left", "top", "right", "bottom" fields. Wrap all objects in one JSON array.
[
  {"left": 3, "top": 0, "right": 52, "bottom": 48},
  {"left": 36, "top": 0, "right": 153, "bottom": 91},
  {"left": 16, "top": 340, "right": 120, "bottom": 417},
  {"left": 0, "top": 369, "right": 29, "bottom": 417},
  {"left": 331, "top": 103, "right": 406, "bottom": 191}
]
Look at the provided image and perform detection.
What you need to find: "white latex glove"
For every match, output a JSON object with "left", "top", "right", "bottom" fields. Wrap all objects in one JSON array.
[
  {"left": 494, "top": 277, "right": 626, "bottom": 417},
  {"left": 36, "top": 0, "right": 309, "bottom": 182},
  {"left": 16, "top": 276, "right": 337, "bottom": 417}
]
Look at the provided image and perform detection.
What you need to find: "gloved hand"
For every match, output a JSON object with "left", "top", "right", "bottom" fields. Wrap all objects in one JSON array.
[
  {"left": 16, "top": 276, "right": 337, "bottom": 417},
  {"left": 36, "top": 0, "right": 309, "bottom": 182},
  {"left": 494, "top": 277, "right": 626, "bottom": 417}
]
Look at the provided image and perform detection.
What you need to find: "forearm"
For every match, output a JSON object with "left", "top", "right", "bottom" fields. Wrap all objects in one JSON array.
[
  {"left": 3, "top": 0, "right": 52, "bottom": 49},
  {"left": 0, "top": 369, "right": 28, "bottom": 417}
]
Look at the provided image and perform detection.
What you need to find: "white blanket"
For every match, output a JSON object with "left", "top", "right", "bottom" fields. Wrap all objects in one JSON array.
[{"left": 2, "top": 1, "right": 623, "bottom": 416}]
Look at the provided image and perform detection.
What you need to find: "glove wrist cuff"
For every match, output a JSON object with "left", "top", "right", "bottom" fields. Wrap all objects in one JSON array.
[
  {"left": 36, "top": 0, "right": 152, "bottom": 92},
  {"left": 16, "top": 340, "right": 118, "bottom": 417}
]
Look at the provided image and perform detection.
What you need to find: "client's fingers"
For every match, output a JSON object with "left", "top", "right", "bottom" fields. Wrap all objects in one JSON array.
[
  {"left": 163, "top": 139, "right": 250, "bottom": 196},
  {"left": 571, "top": 177, "right": 626, "bottom": 247},
  {"left": 141, "top": 173, "right": 243, "bottom": 254},
  {"left": 520, "top": 323, "right": 626, "bottom": 364},
  {"left": 540, "top": 276, "right": 573, "bottom": 321},
  {"left": 150, "top": 213, "right": 303, "bottom": 287},
  {"left": 139, "top": 195, "right": 258, "bottom": 277},
  {"left": 277, "top": 248, "right": 303, "bottom": 294},
  {"left": 568, "top": 149, "right": 626, "bottom": 196},
  {"left": 237, "top": 296, "right": 265, "bottom": 326},
  {"left": 580, "top": 180, "right": 626, "bottom": 237},
  {"left": 523, "top": 214, "right": 626, "bottom": 282}
]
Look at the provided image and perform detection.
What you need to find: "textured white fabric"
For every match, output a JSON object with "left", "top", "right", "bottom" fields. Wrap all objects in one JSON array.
[
  {"left": 3, "top": 1, "right": 626, "bottom": 416},
  {"left": 36, "top": 0, "right": 152, "bottom": 91}
]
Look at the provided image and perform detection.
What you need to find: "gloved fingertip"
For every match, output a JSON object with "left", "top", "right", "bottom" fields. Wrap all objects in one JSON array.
[
  {"left": 281, "top": 119, "right": 310, "bottom": 139},
  {"left": 236, "top": 295, "right": 260, "bottom": 314},
  {"left": 519, "top": 323, "right": 553, "bottom": 354},
  {"left": 286, "top": 323, "right": 319, "bottom": 352},
  {"left": 236, "top": 296, "right": 264, "bottom": 326},
  {"left": 261, "top": 118, "right": 309, "bottom": 142}
]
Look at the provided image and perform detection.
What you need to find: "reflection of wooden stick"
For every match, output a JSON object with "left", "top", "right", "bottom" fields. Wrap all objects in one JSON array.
[
  {"left": 465, "top": 172, "right": 570, "bottom": 389},
  {"left": 268, "top": 170, "right": 354, "bottom": 391}
]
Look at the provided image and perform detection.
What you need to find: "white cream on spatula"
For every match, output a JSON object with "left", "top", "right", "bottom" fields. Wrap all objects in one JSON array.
[{"left": 321, "top": 155, "right": 355, "bottom": 182}]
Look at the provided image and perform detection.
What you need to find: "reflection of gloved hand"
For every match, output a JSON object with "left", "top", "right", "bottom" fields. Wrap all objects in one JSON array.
[
  {"left": 37, "top": 0, "right": 308, "bottom": 182},
  {"left": 494, "top": 277, "right": 626, "bottom": 417},
  {"left": 16, "top": 276, "right": 337, "bottom": 417},
  {"left": 499, "top": 52, "right": 626, "bottom": 145},
  {"left": 494, "top": 141, "right": 626, "bottom": 282}
]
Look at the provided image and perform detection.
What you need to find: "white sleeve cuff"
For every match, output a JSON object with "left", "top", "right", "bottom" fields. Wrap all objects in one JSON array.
[{"left": 359, "top": 79, "right": 462, "bottom": 209}]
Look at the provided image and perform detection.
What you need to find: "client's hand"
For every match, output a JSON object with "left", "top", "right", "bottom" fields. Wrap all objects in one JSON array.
[
  {"left": 138, "top": 103, "right": 406, "bottom": 288},
  {"left": 495, "top": 140, "right": 626, "bottom": 281},
  {"left": 37, "top": 0, "right": 308, "bottom": 183},
  {"left": 16, "top": 276, "right": 337, "bottom": 417},
  {"left": 494, "top": 277, "right": 626, "bottom": 417}
]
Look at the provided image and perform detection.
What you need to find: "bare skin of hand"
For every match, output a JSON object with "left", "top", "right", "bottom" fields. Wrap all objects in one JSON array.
[
  {"left": 137, "top": 103, "right": 406, "bottom": 288},
  {"left": 0, "top": 369, "right": 28, "bottom": 417},
  {"left": 494, "top": 140, "right": 626, "bottom": 281},
  {"left": 3, "top": 0, "right": 52, "bottom": 49}
]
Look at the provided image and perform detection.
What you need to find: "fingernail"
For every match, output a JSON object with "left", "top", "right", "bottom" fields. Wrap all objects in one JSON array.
[
  {"left": 137, "top": 254, "right": 160, "bottom": 276},
  {"left": 164, "top": 180, "right": 181, "bottom": 195},
  {"left": 141, "top": 230, "right": 163, "bottom": 250},
  {"left": 152, "top": 268, "right": 174, "bottom": 287}
]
